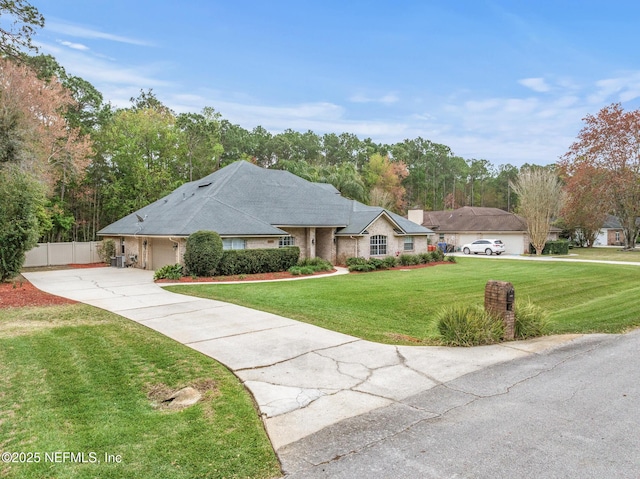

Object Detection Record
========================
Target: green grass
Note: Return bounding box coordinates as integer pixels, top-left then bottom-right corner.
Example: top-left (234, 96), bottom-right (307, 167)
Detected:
top-left (0, 304), bottom-right (280, 479)
top-left (558, 246), bottom-right (640, 262)
top-left (166, 258), bottom-right (640, 345)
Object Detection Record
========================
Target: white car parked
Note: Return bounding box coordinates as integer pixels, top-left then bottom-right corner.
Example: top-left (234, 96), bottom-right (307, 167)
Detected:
top-left (461, 239), bottom-right (505, 255)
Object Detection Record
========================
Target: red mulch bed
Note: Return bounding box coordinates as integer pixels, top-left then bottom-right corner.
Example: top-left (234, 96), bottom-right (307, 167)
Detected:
top-left (0, 277), bottom-right (77, 309)
top-left (0, 263), bottom-right (106, 309)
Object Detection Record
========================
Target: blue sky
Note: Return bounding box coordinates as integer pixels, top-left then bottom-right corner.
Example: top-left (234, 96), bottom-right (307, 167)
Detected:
top-left (32, 1), bottom-right (640, 166)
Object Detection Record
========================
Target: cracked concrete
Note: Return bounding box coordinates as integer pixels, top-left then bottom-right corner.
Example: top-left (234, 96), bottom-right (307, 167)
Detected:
top-left (24, 267), bottom-right (586, 452)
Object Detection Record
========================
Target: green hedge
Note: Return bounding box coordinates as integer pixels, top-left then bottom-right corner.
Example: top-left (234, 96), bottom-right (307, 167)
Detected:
top-left (529, 240), bottom-right (570, 255)
top-left (216, 247), bottom-right (300, 275)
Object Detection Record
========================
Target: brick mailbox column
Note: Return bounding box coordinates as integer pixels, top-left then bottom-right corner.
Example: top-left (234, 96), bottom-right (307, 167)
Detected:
top-left (484, 280), bottom-right (515, 340)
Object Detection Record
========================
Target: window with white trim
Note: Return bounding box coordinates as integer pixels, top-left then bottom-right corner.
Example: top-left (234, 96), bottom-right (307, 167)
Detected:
top-left (279, 236), bottom-right (295, 247)
top-left (370, 235), bottom-right (387, 256)
top-left (403, 236), bottom-right (414, 251)
top-left (222, 238), bottom-right (246, 250)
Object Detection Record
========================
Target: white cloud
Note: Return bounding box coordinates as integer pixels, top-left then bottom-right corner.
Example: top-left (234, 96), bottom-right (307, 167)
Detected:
top-left (349, 92), bottom-right (399, 104)
top-left (58, 40), bottom-right (89, 51)
top-left (519, 77), bottom-right (551, 93)
top-left (46, 20), bottom-right (152, 46)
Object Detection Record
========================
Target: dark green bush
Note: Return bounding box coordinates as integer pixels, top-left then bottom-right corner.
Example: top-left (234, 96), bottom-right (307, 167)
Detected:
top-left (382, 256), bottom-right (398, 268)
top-left (514, 299), bottom-right (550, 339)
top-left (217, 246), bottom-right (300, 275)
top-left (296, 257), bottom-right (333, 271)
top-left (528, 240), bottom-right (570, 255)
top-left (419, 252), bottom-right (432, 264)
top-left (430, 249), bottom-right (444, 262)
top-left (436, 305), bottom-right (505, 346)
top-left (398, 254), bottom-right (420, 266)
top-left (346, 257), bottom-right (367, 267)
top-left (289, 266), bottom-right (315, 276)
top-left (183, 231), bottom-right (224, 276)
top-left (154, 263), bottom-right (184, 280)
top-left (445, 255), bottom-right (457, 263)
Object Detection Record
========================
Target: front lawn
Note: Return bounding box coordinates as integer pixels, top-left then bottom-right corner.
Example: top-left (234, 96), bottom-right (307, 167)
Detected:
top-left (166, 258), bottom-right (640, 345)
top-left (0, 304), bottom-right (280, 479)
top-left (559, 246), bottom-right (640, 262)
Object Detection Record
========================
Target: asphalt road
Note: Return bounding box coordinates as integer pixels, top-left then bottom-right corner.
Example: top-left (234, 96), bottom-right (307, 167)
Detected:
top-left (280, 330), bottom-right (640, 479)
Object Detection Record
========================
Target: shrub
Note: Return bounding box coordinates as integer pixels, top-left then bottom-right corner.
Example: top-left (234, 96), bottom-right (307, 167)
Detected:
top-left (436, 305), bottom-right (505, 346)
top-left (346, 257), bottom-right (367, 267)
top-left (154, 263), bottom-right (184, 280)
top-left (289, 266), bottom-right (315, 276)
top-left (528, 240), bottom-right (570, 255)
top-left (97, 239), bottom-right (116, 264)
top-left (398, 254), bottom-right (420, 266)
top-left (430, 249), bottom-right (444, 262)
top-left (382, 256), bottom-right (398, 268)
top-left (419, 252), bottom-right (432, 264)
top-left (217, 247), bottom-right (300, 276)
top-left (445, 255), bottom-right (457, 263)
top-left (296, 257), bottom-right (333, 272)
top-left (514, 299), bottom-right (550, 339)
top-left (183, 231), bottom-right (224, 277)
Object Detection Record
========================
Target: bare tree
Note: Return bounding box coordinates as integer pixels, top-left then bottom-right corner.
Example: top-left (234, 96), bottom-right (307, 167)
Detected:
top-left (511, 168), bottom-right (564, 255)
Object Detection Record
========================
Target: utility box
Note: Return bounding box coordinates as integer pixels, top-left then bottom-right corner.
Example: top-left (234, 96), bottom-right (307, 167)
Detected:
top-left (484, 280), bottom-right (515, 340)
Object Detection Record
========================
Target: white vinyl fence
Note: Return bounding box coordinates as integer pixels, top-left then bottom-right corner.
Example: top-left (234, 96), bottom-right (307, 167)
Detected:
top-left (24, 242), bottom-right (102, 267)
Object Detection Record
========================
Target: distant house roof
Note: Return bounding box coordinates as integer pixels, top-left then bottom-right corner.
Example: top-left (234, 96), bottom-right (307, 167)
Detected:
top-left (419, 206), bottom-right (560, 233)
top-left (98, 160), bottom-right (433, 238)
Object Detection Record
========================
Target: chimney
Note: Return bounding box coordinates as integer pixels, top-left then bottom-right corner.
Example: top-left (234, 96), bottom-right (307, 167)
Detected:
top-left (407, 209), bottom-right (424, 225)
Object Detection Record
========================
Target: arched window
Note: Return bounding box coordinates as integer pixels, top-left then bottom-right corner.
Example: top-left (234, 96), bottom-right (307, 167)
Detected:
top-left (370, 235), bottom-right (387, 256)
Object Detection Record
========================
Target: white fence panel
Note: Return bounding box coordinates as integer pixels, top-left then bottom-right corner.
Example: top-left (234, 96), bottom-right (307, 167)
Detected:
top-left (24, 242), bottom-right (102, 267)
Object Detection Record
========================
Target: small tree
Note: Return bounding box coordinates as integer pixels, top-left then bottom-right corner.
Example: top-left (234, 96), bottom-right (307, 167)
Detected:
top-left (183, 230), bottom-right (223, 277)
top-left (0, 166), bottom-right (45, 281)
top-left (511, 168), bottom-right (564, 255)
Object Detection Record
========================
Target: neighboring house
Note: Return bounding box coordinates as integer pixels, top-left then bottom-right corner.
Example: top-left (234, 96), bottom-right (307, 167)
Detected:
top-left (408, 206), bottom-right (560, 255)
top-left (595, 215), bottom-right (625, 246)
top-left (98, 161), bottom-right (433, 270)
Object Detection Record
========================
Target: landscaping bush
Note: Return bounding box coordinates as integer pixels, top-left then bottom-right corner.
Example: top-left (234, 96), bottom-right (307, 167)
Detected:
top-left (398, 254), bottom-right (420, 266)
top-left (419, 252), bottom-right (432, 264)
top-left (430, 249), bottom-right (445, 262)
top-left (514, 299), bottom-right (550, 339)
top-left (153, 263), bottom-right (184, 280)
top-left (289, 266), bottom-right (315, 276)
top-left (528, 240), bottom-right (570, 255)
top-left (296, 257), bottom-right (333, 271)
top-left (288, 257), bottom-right (333, 276)
top-left (445, 255), bottom-right (457, 263)
top-left (436, 305), bottom-right (505, 346)
top-left (217, 246), bottom-right (300, 276)
top-left (382, 256), bottom-right (398, 268)
top-left (183, 231), bottom-right (224, 276)
top-left (97, 239), bottom-right (116, 264)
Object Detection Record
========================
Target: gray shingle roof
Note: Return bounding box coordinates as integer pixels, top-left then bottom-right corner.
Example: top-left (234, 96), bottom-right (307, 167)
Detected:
top-left (98, 161), bottom-right (433, 237)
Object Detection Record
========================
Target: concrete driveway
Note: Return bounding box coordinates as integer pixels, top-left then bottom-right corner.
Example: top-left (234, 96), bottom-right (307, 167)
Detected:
top-left (24, 267), bottom-right (585, 453)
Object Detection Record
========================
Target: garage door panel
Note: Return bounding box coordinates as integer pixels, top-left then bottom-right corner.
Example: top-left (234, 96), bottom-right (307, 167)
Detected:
top-left (152, 239), bottom-right (177, 270)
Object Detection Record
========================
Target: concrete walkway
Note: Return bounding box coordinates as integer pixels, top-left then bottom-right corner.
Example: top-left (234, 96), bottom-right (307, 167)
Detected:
top-left (24, 267), bottom-right (584, 450)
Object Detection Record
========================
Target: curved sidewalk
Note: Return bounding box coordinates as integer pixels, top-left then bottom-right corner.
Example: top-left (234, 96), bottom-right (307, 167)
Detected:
top-left (24, 267), bottom-right (586, 451)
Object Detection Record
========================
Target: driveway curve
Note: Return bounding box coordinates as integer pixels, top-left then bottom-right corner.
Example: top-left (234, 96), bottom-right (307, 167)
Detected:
top-left (24, 267), bottom-right (587, 452)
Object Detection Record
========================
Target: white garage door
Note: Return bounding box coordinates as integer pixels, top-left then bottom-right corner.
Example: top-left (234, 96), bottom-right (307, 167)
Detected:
top-left (458, 233), bottom-right (526, 255)
top-left (152, 238), bottom-right (177, 270)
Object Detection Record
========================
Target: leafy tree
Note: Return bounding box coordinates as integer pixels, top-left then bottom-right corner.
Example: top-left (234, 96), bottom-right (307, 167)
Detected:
top-left (511, 167), bottom-right (564, 255)
top-left (364, 153), bottom-right (408, 212)
top-left (94, 105), bottom-right (182, 224)
top-left (0, 165), bottom-right (46, 281)
top-left (558, 164), bottom-right (609, 247)
top-left (176, 107), bottom-right (224, 181)
top-left (560, 103), bottom-right (640, 249)
top-left (0, 0), bottom-right (44, 59)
